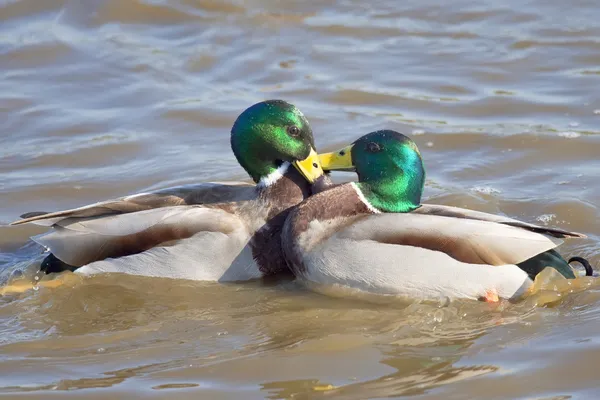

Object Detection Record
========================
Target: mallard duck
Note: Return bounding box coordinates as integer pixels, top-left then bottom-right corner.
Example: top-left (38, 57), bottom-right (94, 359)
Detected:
top-left (10, 100), bottom-right (325, 284)
top-left (283, 130), bottom-right (592, 301)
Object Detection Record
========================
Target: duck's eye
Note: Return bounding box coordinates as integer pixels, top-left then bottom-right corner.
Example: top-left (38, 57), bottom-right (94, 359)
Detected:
top-left (287, 126), bottom-right (301, 137)
top-left (366, 142), bottom-right (382, 153)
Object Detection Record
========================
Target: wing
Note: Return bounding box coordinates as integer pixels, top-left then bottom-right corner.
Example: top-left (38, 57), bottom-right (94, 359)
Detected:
top-left (334, 213), bottom-right (565, 266)
top-left (304, 233), bottom-right (532, 300)
top-left (32, 206), bottom-right (245, 266)
top-left (75, 227), bottom-right (260, 282)
top-left (414, 204), bottom-right (585, 238)
top-left (11, 182), bottom-right (255, 226)
top-left (297, 212), bottom-right (569, 300)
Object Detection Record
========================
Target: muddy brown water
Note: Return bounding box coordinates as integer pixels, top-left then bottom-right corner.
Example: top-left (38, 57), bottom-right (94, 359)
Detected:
top-left (1, 0), bottom-right (600, 398)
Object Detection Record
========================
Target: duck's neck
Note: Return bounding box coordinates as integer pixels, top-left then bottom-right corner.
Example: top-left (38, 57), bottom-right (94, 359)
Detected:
top-left (257, 162), bottom-right (291, 189)
top-left (354, 181), bottom-right (421, 214)
top-left (249, 165), bottom-right (313, 277)
top-left (247, 160), bottom-right (281, 184)
top-left (255, 164), bottom-right (310, 215)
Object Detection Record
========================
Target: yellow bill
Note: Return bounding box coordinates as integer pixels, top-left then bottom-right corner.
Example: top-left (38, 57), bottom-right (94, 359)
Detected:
top-left (293, 147), bottom-right (324, 183)
top-left (318, 144), bottom-right (355, 171)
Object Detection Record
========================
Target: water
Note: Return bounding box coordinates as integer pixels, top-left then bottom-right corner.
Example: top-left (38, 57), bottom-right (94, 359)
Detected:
top-left (1, 0), bottom-right (600, 398)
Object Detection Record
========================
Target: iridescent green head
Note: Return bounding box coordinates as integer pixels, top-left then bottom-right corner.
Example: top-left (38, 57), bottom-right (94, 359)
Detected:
top-left (318, 130), bottom-right (425, 213)
top-left (231, 100), bottom-right (322, 185)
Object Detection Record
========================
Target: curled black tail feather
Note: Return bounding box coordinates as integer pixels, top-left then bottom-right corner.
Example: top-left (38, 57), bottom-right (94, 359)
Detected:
top-left (40, 253), bottom-right (78, 274)
top-left (568, 257), bottom-right (594, 277)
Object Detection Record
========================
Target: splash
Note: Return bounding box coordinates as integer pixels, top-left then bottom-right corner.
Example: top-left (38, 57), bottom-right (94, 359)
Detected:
top-left (0, 272), bottom-right (82, 296)
top-left (527, 267), bottom-right (596, 306)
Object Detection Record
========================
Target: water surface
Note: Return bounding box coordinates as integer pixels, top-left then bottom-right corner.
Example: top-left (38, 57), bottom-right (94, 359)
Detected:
top-left (1, 0), bottom-right (600, 398)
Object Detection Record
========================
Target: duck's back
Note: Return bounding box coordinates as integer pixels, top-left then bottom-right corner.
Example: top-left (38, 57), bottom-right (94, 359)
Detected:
top-left (11, 182), bottom-right (259, 276)
top-left (12, 181), bottom-right (256, 227)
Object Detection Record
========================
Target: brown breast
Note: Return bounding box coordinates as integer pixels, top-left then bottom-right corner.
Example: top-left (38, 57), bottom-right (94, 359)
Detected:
top-left (249, 167), bottom-right (314, 276)
top-left (282, 183), bottom-right (373, 275)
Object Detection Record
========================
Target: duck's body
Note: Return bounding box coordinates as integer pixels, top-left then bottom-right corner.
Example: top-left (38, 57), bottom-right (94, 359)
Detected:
top-left (14, 165), bottom-right (313, 281)
top-left (10, 100), bottom-right (325, 283)
top-left (283, 184), bottom-right (583, 301)
top-left (284, 130), bottom-right (590, 302)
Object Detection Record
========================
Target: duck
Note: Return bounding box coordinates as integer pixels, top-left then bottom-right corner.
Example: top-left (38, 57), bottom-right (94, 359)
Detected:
top-left (9, 100), bottom-right (326, 286)
top-left (283, 130), bottom-right (593, 302)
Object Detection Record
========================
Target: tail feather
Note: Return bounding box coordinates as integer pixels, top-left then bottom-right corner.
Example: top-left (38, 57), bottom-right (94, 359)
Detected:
top-left (40, 253), bottom-right (78, 274)
top-left (568, 256), bottom-right (594, 276)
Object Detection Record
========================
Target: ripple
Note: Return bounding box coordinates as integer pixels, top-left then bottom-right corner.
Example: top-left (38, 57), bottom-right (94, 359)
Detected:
top-left (1, 0), bottom-right (600, 397)
top-left (558, 131), bottom-right (582, 138)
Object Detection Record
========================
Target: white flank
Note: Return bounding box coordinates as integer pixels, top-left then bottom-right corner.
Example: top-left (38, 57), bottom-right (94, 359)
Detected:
top-left (350, 182), bottom-right (381, 214)
top-left (258, 162), bottom-right (290, 188)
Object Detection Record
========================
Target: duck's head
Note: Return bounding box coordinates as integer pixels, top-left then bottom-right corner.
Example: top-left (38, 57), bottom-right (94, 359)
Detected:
top-left (231, 100), bottom-right (323, 186)
top-left (318, 130), bottom-right (425, 213)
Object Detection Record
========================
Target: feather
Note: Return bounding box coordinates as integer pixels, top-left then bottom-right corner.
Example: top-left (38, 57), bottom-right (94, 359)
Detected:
top-left (11, 182), bottom-right (254, 226)
top-left (291, 211), bottom-right (576, 300)
top-left (303, 236), bottom-right (531, 300)
top-left (415, 204), bottom-right (585, 238)
top-left (75, 228), bottom-right (261, 282)
top-left (33, 206), bottom-right (245, 266)
top-left (336, 213), bottom-right (563, 266)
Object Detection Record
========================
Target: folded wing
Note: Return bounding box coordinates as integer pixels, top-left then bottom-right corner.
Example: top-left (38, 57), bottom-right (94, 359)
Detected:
top-left (335, 212), bottom-right (565, 266)
top-left (32, 206), bottom-right (245, 267)
top-left (414, 204), bottom-right (585, 238)
top-left (11, 182), bottom-right (254, 226)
